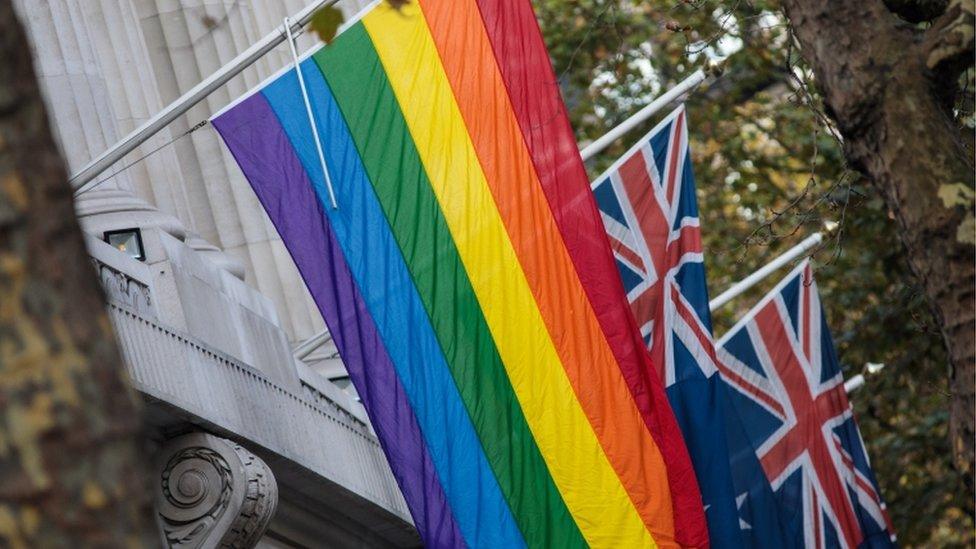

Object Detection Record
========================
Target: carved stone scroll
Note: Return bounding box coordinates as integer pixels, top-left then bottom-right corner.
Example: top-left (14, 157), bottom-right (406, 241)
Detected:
top-left (154, 433), bottom-right (278, 549)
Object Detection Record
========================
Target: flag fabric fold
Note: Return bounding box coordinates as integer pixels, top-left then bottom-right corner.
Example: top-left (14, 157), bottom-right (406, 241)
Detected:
top-left (212, 1), bottom-right (706, 547)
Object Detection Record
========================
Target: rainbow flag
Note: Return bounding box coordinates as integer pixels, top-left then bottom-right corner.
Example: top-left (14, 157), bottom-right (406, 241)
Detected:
top-left (213, 1), bottom-right (707, 546)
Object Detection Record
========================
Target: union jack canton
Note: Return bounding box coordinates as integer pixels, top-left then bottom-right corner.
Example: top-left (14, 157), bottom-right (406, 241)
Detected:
top-left (592, 104), bottom-right (744, 546)
top-left (716, 261), bottom-right (897, 548)
top-left (591, 104), bottom-right (714, 383)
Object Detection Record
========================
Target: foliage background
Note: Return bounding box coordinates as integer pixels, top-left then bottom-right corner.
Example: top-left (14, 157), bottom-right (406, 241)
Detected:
top-left (532, 0), bottom-right (974, 545)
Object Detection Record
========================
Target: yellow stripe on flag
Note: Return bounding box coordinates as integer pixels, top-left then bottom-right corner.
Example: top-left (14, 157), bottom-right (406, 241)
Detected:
top-left (363, 4), bottom-right (655, 546)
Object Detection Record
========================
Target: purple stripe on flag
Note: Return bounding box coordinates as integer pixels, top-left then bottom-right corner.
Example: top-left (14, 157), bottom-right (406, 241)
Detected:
top-left (213, 93), bottom-right (464, 548)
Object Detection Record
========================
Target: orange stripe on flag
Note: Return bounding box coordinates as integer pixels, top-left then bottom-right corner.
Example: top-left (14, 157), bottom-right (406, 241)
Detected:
top-left (418, 0), bottom-right (678, 544)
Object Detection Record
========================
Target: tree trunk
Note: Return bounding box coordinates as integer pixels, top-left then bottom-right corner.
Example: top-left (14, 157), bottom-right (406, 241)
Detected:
top-left (0, 1), bottom-right (158, 546)
top-left (780, 0), bottom-right (975, 492)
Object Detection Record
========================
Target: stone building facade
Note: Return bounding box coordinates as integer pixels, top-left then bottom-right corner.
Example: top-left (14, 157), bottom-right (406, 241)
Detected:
top-left (15, 1), bottom-right (415, 546)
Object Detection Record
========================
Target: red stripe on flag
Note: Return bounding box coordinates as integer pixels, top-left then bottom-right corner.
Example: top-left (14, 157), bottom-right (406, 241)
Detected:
top-left (667, 223), bottom-right (703, 263)
top-left (664, 110), bottom-right (685, 207)
top-left (802, 265), bottom-right (812, 363)
top-left (619, 149), bottom-right (670, 279)
top-left (607, 232), bottom-right (646, 274)
top-left (473, 2), bottom-right (709, 543)
top-left (813, 489), bottom-right (822, 549)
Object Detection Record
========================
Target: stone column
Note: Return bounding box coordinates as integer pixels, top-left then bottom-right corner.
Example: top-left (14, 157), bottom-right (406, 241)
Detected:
top-left (12, 0), bottom-right (199, 255)
top-left (77, 0), bottom-right (200, 229)
top-left (16, 0), bottom-right (371, 345)
top-left (133, 0), bottom-right (326, 340)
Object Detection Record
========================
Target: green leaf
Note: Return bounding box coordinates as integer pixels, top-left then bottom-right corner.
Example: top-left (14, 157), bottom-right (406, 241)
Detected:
top-left (310, 6), bottom-right (344, 44)
top-left (937, 182), bottom-right (975, 208)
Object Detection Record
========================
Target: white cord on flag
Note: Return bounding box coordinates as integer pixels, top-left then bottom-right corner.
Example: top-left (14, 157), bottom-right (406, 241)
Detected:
top-left (283, 16), bottom-right (338, 209)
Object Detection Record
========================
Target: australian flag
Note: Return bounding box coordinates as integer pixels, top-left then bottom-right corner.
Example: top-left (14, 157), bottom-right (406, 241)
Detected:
top-left (716, 261), bottom-right (897, 548)
top-left (592, 104), bottom-right (752, 547)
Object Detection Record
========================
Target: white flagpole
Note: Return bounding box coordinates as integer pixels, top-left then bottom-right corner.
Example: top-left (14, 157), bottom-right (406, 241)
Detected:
top-left (70, 0), bottom-right (342, 194)
top-left (844, 374), bottom-right (866, 393)
top-left (579, 69), bottom-right (706, 162)
top-left (283, 16), bottom-right (338, 209)
top-left (708, 232), bottom-right (824, 312)
top-left (293, 329), bottom-right (333, 361)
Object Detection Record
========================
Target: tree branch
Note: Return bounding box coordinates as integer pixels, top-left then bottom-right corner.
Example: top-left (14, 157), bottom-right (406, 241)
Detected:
top-left (923, 0), bottom-right (975, 107)
top-left (702, 65), bottom-right (790, 105)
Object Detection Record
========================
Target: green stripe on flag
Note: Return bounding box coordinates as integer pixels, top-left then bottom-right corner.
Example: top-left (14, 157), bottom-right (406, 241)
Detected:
top-left (313, 23), bottom-right (586, 549)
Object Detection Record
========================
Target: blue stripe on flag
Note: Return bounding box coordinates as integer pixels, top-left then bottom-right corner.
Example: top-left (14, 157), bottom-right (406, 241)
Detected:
top-left (262, 61), bottom-right (524, 549)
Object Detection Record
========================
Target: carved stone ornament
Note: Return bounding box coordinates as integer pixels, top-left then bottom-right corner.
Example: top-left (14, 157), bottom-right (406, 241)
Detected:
top-left (154, 433), bottom-right (278, 549)
top-left (92, 258), bottom-right (154, 317)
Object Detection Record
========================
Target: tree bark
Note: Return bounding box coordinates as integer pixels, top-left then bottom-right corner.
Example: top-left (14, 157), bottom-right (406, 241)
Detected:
top-left (0, 1), bottom-right (158, 546)
top-left (780, 0), bottom-right (975, 491)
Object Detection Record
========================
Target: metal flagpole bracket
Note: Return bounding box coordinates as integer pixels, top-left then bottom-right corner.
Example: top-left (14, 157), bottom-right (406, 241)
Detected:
top-left (283, 16), bottom-right (338, 209)
top-left (844, 362), bottom-right (886, 394)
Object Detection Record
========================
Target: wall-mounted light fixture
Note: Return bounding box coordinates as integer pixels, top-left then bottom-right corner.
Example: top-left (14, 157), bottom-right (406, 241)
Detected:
top-left (103, 228), bottom-right (146, 262)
